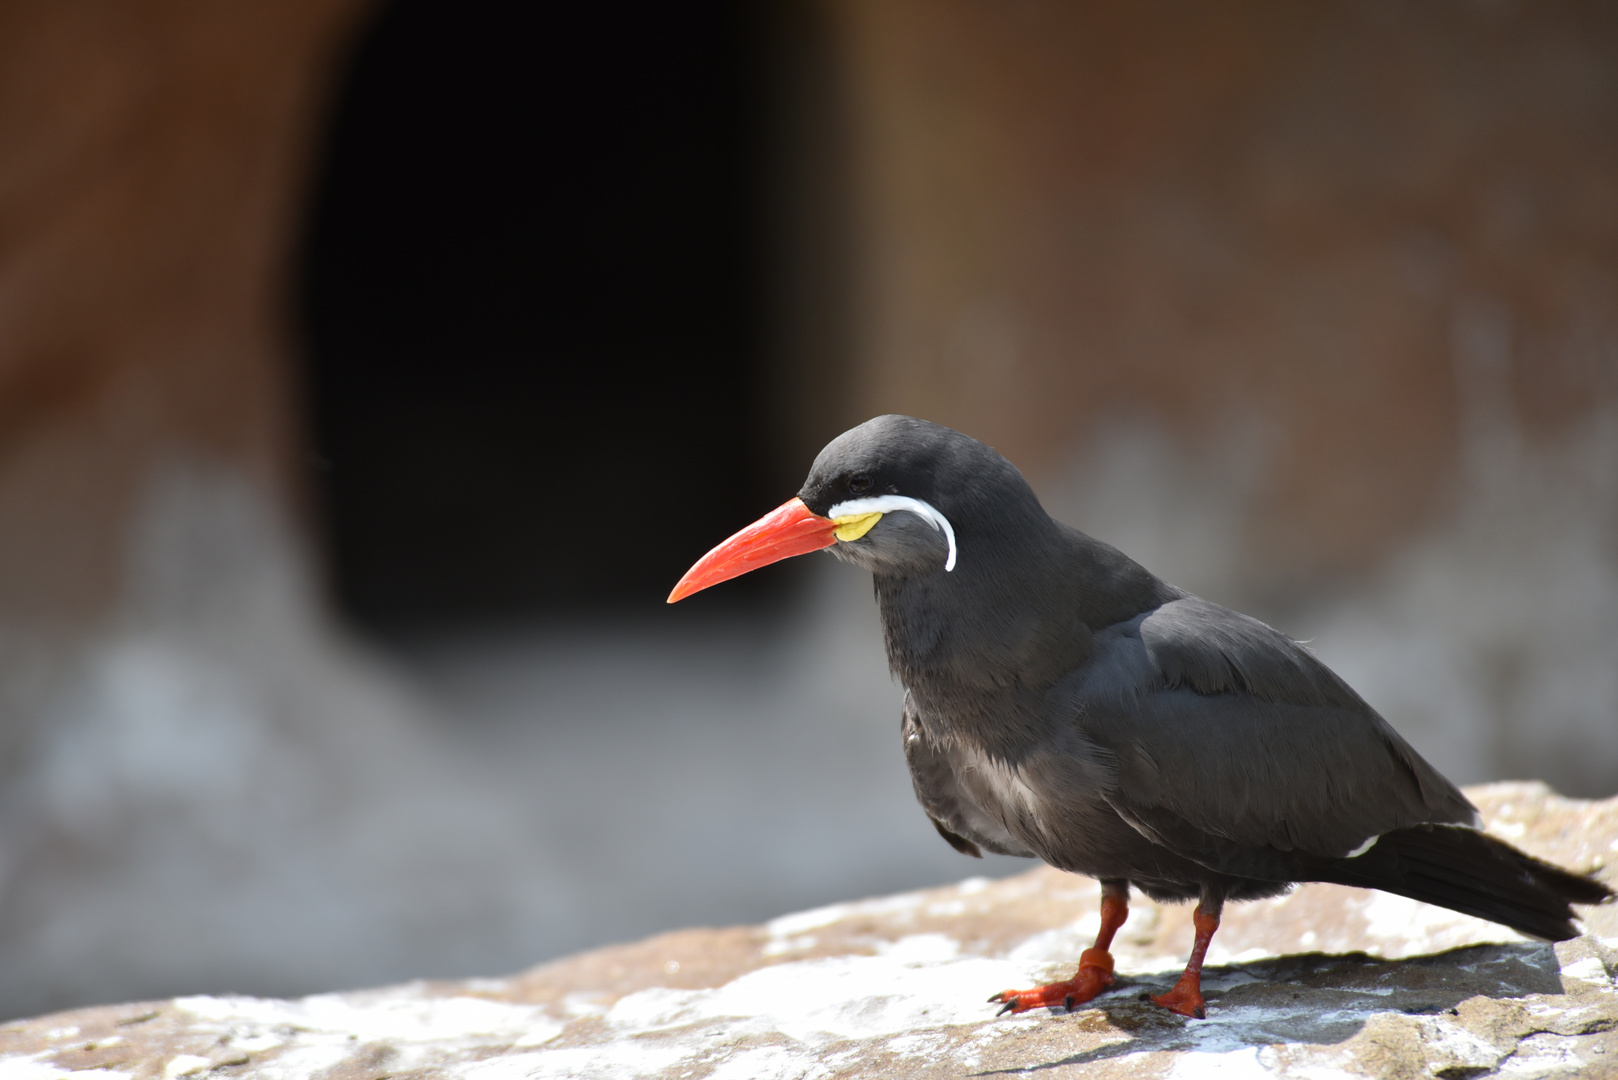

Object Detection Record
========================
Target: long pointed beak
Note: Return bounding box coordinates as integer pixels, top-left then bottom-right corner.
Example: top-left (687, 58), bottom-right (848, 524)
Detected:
top-left (667, 497), bottom-right (838, 603)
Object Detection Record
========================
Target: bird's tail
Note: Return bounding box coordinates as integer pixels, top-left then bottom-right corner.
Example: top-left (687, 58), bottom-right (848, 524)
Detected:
top-left (1311, 823), bottom-right (1612, 942)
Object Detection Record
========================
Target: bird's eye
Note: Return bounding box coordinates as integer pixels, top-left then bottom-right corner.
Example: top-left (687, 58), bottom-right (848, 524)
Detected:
top-left (848, 473), bottom-right (872, 494)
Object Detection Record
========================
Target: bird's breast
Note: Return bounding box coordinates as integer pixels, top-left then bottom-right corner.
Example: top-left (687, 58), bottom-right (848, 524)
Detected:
top-left (906, 691), bottom-right (1123, 868)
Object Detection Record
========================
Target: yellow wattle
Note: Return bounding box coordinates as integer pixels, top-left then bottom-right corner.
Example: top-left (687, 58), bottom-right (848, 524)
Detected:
top-left (833, 511), bottom-right (883, 542)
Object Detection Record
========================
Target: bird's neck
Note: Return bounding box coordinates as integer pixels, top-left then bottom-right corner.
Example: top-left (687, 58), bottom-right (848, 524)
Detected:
top-left (872, 522), bottom-right (1173, 722)
top-left (873, 563), bottom-right (1085, 702)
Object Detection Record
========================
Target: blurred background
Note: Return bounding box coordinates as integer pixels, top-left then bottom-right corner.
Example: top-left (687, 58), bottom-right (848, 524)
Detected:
top-left (0, 0), bottom-right (1614, 1021)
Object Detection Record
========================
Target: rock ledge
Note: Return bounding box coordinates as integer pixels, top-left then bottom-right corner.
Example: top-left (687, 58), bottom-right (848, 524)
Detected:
top-left (2, 783), bottom-right (1614, 1079)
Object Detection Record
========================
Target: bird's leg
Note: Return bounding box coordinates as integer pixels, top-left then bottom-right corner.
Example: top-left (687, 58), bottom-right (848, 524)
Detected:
top-left (990, 879), bottom-right (1129, 1014)
top-left (1152, 885), bottom-right (1224, 1019)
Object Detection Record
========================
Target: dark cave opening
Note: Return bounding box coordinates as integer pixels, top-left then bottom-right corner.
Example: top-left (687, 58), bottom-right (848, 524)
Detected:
top-left (298, 1), bottom-right (784, 629)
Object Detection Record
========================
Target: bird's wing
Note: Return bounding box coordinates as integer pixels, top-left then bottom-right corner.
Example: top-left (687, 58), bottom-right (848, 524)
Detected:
top-left (1070, 596), bottom-right (1477, 868)
top-left (902, 693), bottom-right (1037, 859)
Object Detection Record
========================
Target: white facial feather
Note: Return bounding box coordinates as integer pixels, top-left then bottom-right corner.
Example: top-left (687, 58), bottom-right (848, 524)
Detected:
top-left (825, 495), bottom-right (958, 571)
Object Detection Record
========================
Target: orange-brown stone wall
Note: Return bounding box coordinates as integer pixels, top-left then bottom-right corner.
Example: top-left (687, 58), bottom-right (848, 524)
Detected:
top-left (0, 0), bottom-right (370, 627)
top-left (821, 0), bottom-right (1618, 583)
top-left (1, 1), bottom-right (1615, 614)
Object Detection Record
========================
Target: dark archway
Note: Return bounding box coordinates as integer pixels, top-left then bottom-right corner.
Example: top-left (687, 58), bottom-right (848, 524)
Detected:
top-left (298, 0), bottom-right (782, 629)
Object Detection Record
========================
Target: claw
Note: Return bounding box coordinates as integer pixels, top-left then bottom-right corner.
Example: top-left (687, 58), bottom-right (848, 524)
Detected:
top-left (1152, 977), bottom-right (1207, 1019)
top-left (987, 888), bottom-right (1132, 1022)
top-left (986, 952), bottom-right (1116, 1019)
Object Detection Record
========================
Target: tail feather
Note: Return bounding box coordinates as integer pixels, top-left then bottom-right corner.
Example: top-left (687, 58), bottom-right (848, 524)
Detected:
top-left (1312, 824), bottom-right (1612, 942)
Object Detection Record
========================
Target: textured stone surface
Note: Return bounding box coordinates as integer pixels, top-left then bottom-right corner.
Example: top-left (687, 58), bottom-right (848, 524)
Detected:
top-left (0, 783), bottom-right (1611, 1078)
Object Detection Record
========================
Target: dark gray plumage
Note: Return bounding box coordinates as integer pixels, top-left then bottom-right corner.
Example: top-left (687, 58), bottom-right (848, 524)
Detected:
top-left (801, 416), bottom-right (1476, 887)
top-left (678, 414), bottom-right (1610, 1018)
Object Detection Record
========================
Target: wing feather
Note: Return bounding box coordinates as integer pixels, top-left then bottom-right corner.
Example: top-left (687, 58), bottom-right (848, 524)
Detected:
top-left (1071, 597), bottom-right (1476, 872)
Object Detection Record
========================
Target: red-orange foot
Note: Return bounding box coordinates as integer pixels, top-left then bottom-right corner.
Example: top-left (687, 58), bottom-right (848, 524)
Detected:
top-left (1151, 975), bottom-right (1206, 1019)
top-left (989, 948), bottom-right (1115, 1015)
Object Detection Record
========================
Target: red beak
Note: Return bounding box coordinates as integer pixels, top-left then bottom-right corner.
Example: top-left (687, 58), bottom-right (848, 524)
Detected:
top-left (667, 497), bottom-right (838, 603)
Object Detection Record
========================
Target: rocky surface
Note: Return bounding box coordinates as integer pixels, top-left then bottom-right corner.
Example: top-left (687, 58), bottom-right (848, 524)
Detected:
top-left (1, 783), bottom-right (1613, 1079)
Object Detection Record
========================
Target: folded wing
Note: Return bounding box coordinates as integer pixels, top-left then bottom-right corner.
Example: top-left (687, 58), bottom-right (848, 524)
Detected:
top-left (1073, 596), bottom-right (1477, 878)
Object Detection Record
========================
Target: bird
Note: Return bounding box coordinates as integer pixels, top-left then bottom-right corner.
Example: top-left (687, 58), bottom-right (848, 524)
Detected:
top-left (666, 415), bottom-right (1611, 1020)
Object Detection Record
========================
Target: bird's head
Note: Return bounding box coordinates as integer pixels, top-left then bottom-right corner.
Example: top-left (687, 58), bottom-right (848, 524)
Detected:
top-left (668, 415), bottom-right (1041, 602)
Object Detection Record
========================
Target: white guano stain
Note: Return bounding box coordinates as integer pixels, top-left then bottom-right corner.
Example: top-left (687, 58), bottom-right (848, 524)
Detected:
top-left (1, 1054), bottom-right (131, 1080)
top-left (444, 932), bottom-right (1031, 1080)
top-left (1357, 891), bottom-right (1524, 958)
top-left (765, 891), bottom-right (926, 939)
top-left (162, 1055), bottom-right (213, 1079)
